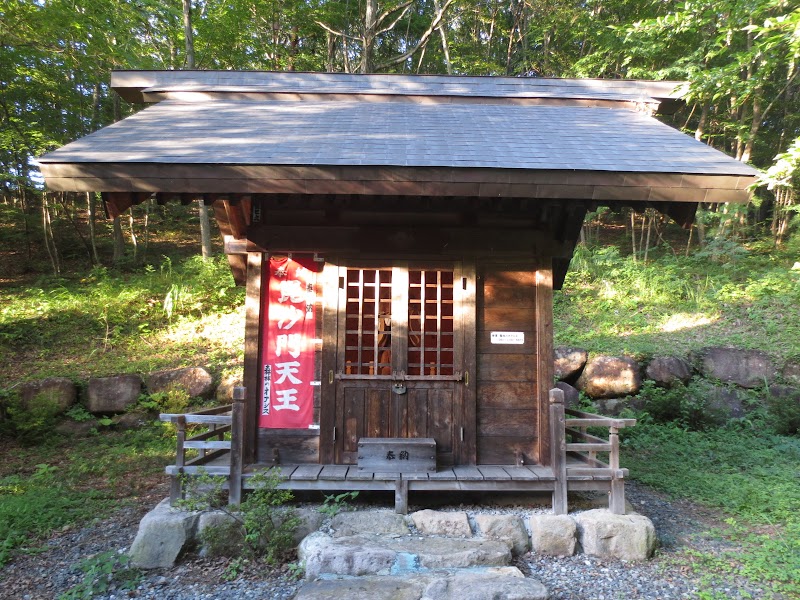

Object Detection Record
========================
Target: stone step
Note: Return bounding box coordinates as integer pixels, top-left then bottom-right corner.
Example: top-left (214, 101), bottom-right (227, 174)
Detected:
top-left (294, 567), bottom-right (550, 600)
top-left (299, 532), bottom-right (513, 579)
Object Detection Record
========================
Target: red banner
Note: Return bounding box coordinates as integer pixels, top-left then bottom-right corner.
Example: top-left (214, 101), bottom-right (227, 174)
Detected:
top-left (259, 256), bottom-right (317, 429)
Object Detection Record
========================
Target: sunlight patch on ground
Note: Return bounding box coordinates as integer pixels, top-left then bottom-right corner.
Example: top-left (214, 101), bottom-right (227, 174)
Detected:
top-left (660, 312), bottom-right (716, 333)
top-left (158, 307), bottom-right (245, 346)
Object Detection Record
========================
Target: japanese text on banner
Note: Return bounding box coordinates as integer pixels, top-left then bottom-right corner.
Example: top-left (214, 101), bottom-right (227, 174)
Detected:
top-left (259, 256), bottom-right (316, 429)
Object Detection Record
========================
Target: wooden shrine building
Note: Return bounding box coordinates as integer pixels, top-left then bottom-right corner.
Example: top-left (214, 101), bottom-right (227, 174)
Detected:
top-left (39, 71), bottom-right (758, 513)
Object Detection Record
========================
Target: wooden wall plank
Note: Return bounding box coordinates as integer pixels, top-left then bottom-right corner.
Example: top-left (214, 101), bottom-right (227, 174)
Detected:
top-left (477, 436), bottom-right (537, 465)
top-left (477, 382), bottom-right (537, 409)
top-left (477, 354), bottom-right (535, 381)
top-left (478, 409), bottom-right (536, 437)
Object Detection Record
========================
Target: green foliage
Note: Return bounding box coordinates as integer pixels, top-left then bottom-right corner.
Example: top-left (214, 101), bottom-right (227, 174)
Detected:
top-left (765, 388), bottom-right (800, 436)
top-left (138, 386), bottom-right (192, 415)
top-left (59, 551), bottom-right (142, 600)
top-left (3, 391), bottom-right (63, 445)
top-left (555, 240), bottom-right (800, 361)
top-left (622, 423), bottom-right (800, 596)
top-left (64, 405), bottom-right (94, 422)
top-left (0, 254), bottom-right (243, 389)
top-left (318, 491), bottom-right (360, 518)
top-left (0, 464), bottom-right (105, 567)
top-left (186, 468), bottom-right (299, 568)
top-left (0, 425), bottom-right (174, 567)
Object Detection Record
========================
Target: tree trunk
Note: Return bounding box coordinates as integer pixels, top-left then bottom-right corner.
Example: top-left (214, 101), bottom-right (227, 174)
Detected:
top-left (42, 193), bottom-right (61, 275)
top-left (87, 192), bottom-right (100, 265)
top-left (326, 32), bottom-right (336, 72)
top-left (362, 0), bottom-right (378, 73)
top-left (112, 216), bottom-right (125, 265)
top-left (432, 0), bottom-right (452, 74)
top-left (183, 0), bottom-right (195, 68)
top-left (199, 198), bottom-right (212, 259)
top-left (128, 209), bottom-right (138, 262)
top-left (740, 93), bottom-right (762, 163)
top-left (695, 103), bottom-right (708, 142)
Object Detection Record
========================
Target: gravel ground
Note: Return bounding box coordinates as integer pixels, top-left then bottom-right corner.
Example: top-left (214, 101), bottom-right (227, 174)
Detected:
top-left (0, 481), bottom-right (768, 600)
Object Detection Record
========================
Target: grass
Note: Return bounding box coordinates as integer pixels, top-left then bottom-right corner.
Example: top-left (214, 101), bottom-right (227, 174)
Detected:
top-left (0, 254), bottom-right (245, 389)
top-left (0, 425), bottom-right (175, 567)
top-left (622, 422), bottom-right (800, 597)
top-left (554, 236), bottom-right (800, 362)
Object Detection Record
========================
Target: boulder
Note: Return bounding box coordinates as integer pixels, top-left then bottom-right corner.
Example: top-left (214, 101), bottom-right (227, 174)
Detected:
top-left (410, 510), bottom-right (471, 537)
top-left (576, 356), bottom-right (642, 399)
top-left (555, 381), bottom-right (581, 409)
top-left (197, 510), bottom-right (242, 557)
top-left (86, 374), bottom-right (142, 414)
top-left (54, 419), bottom-right (97, 437)
top-left (529, 514), bottom-right (577, 557)
top-left (294, 567), bottom-right (549, 600)
top-left (19, 377), bottom-right (77, 413)
top-left (704, 385), bottom-right (751, 423)
top-left (332, 510), bottom-right (410, 537)
top-left (443, 567), bottom-right (549, 600)
top-left (574, 509), bottom-right (656, 561)
top-left (128, 498), bottom-right (200, 568)
top-left (112, 412), bottom-right (148, 431)
top-left (147, 367), bottom-right (214, 399)
top-left (594, 398), bottom-right (627, 416)
top-left (554, 347), bottom-right (588, 382)
top-left (388, 536), bottom-right (511, 570)
top-left (298, 532), bottom-right (397, 579)
top-left (474, 514), bottom-right (530, 555)
top-left (695, 347), bottom-right (776, 389)
top-left (768, 384), bottom-right (800, 401)
top-left (293, 507), bottom-right (326, 544)
top-left (215, 372), bottom-right (243, 403)
top-left (646, 356), bottom-right (692, 387)
top-left (782, 360), bottom-right (800, 386)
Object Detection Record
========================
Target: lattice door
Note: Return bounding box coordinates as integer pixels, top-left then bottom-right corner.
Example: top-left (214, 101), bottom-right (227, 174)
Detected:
top-left (333, 262), bottom-right (469, 465)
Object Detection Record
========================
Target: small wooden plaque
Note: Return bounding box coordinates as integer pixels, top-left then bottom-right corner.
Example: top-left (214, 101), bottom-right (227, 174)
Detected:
top-left (357, 438), bottom-right (436, 473)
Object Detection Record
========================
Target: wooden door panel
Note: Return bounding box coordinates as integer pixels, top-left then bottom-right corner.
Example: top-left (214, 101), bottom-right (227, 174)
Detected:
top-left (341, 387), bottom-right (364, 463)
top-left (365, 388), bottom-right (391, 438)
top-left (429, 388), bottom-right (454, 455)
top-left (333, 261), bottom-right (474, 466)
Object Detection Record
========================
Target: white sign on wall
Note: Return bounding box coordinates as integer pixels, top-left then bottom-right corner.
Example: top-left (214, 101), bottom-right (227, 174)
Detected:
top-left (490, 331), bottom-right (525, 345)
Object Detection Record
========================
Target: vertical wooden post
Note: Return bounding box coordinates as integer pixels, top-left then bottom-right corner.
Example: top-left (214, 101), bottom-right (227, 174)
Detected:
top-left (170, 416), bottom-right (187, 505)
top-left (608, 426), bottom-right (625, 514)
top-left (229, 387), bottom-right (246, 506)
top-left (549, 388), bottom-right (568, 515)
top-left (394, 477), bottom-right (409, 515)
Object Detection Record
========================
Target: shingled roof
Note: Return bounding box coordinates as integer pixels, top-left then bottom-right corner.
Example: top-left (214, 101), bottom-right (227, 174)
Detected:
top-left (38, 71), bottom-right (757, 205)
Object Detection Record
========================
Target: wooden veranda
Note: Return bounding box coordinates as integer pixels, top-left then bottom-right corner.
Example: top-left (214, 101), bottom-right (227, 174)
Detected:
top-left (162, 387), bottom-right (635, 514)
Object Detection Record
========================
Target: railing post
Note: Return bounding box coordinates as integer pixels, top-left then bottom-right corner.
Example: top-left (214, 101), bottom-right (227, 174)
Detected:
top-left (549, 388), bottom-right (568, 515)
top-left (170, 415), bottom-right (187, 505)
top-left (229, 386), bottom-right (246, 506)
top-left (608, 426), bottom-right (625, 514)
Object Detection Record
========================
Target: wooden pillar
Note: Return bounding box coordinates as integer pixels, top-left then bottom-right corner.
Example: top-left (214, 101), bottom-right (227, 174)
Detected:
top-left (170, 416), bottom-right (187, 505)
top-left (549, 388), bottom-right (568, 515)
top-left (242, 252), bottom-right (264, 464)
top-left (535, 263), bottom-right (554, 465)
top-left (394, 478), bottom-right (409, 514)
top-left (229, 387), bottom-right (246, 506)
top-left (608, 426), bottom-right (625, 514)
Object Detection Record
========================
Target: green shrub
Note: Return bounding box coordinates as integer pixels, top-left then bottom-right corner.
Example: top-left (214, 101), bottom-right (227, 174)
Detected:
top-left (766, 388), bottom-right (800, 435)
top-left (181, 468), bottom-right (299, 567)
top-left (4, 391), bottom-right (63, 444)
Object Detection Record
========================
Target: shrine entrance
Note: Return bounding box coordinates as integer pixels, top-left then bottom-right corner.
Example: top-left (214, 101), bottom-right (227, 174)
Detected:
top-left (329, 261), bottom-right (476, 466)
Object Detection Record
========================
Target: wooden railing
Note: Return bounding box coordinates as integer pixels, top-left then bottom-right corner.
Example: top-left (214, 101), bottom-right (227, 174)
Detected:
top-left (160, 387), bottom-right (246, 506)
top-left (550, 388), bottom-right (636, 515)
